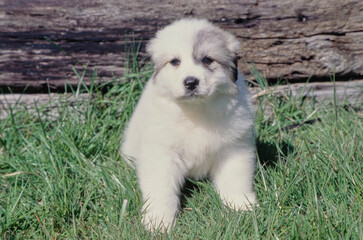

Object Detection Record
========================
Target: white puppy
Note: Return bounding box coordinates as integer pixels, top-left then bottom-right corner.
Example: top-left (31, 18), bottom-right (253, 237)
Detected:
top-left (121, 18), bottom-right (257, 232)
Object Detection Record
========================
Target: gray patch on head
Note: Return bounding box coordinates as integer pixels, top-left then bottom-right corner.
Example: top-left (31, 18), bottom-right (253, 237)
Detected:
top-left (193, 28), bottom-right (239, 82)
top-left (193, 29), bottom-right (230, 64)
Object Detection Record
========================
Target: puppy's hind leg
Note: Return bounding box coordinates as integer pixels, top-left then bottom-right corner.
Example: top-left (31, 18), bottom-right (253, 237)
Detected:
top-left (211, 147), bottom-right (257, 211)
top-left (137, 147), bottom-right (186, 232)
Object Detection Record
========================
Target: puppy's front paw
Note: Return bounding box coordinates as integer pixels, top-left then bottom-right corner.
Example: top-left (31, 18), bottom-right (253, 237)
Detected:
top-left (222, 192), bottom-right (258, 211)
top-left (142, 210), bottom-right (175, 233)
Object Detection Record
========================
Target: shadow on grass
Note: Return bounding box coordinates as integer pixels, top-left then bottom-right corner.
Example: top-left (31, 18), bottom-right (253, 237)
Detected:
top-left (256, 138), bottom-right (294, 168)
top-left (178, 139), bottom-right (294, 209)
top-left (180, 179), bottom-right (208, 210)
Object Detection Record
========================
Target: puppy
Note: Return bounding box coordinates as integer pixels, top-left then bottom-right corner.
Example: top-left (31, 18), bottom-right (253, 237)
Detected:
top-left (121, 18), bottom-right (257, 232)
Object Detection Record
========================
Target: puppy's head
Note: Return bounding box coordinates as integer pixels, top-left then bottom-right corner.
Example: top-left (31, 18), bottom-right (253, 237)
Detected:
top-left (147, 19), bottom-right (240, 101)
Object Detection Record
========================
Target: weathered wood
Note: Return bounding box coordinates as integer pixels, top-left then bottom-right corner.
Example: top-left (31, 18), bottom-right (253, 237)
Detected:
top-left (1, 0), bottom-right (363, 92)
top-left (249, 80), bottom-right (363, 106)
top-left (0, 93), bottom-right (90, 119)
top-left (1, 81), bottom-right (362, 120)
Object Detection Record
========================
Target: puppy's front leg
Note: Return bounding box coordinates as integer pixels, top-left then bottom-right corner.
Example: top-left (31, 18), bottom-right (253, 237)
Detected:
top-left (137, 148), bottom-right (185, 232)
top-left (211, 147), bottom-right (257, 211)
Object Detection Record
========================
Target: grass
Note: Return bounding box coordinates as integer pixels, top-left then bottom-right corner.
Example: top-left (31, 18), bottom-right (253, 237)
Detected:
top-left (0, 61), bottom-right (362, 239)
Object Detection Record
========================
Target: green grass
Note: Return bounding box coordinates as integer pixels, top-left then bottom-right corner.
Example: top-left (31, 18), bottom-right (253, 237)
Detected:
top-left (0, 63), bottom-right (362, 239)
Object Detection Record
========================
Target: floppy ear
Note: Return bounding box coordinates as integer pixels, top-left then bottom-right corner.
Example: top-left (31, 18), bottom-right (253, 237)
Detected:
top-left (223, 30), bottom-right (240, 55)
top-left (222, 31), bottom-right (240, 82)
top-left (232, 57), bottom-right (238, 82)
top-left (146, 37), bottom-right (164, 80)
top-left (146, 37), bottom-right (156, 63)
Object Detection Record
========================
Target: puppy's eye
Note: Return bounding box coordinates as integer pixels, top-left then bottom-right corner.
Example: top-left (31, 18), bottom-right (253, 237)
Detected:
top-left (170, 58), bottom-right (181, 66)
top-left (202, 56), bottom-right (214, 65)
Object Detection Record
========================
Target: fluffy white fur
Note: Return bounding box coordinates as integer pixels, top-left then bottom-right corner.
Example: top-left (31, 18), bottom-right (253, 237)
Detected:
top-left (121, 18), bottom-right (257, 232)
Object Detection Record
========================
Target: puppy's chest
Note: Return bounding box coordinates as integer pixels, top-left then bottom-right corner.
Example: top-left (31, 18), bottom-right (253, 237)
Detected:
top-left (172, 120), bottom-right (237, 164)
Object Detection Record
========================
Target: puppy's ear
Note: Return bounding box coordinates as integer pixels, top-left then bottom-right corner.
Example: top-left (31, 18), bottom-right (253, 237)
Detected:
top-left (146, 38), bottom-right (156, 63)
top-left (232, 56), bottom-right (238, 82)
top-left (224, 31), bottom-right (240, 55)
top-left (222, 31), bottom-right (240, 82)
top-left (146, 37), bottom-right (164, 79)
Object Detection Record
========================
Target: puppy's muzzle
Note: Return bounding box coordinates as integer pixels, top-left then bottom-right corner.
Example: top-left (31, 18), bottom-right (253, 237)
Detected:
top-left (184, 76), bottom-right (199, 91)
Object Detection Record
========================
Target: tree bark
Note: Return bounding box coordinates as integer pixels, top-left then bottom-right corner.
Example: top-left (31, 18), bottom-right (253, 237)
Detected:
top-left (1, 0), bottom-right (363, 92)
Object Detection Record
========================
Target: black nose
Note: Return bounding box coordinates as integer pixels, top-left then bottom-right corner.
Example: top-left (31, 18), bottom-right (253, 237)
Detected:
top-left (184, 77), bottom-right (199, 91)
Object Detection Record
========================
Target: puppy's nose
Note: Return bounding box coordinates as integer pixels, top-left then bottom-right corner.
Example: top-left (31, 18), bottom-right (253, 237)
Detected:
top-left (184, 77), bottom-right (199, 91)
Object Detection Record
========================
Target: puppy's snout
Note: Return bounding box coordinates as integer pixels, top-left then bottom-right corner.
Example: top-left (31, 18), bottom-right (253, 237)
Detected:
top-left (184, 77), bottom-right (199, 91)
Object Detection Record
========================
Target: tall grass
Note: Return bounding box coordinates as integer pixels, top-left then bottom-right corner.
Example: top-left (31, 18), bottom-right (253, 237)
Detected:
top-left (0, 62), bottom-right (362, 239)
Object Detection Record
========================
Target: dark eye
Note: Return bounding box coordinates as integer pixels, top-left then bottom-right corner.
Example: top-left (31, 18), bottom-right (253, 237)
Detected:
top-left (170, 58), bottom-right (180, 66)
top-left (202, 56), bottom-right (214, 65)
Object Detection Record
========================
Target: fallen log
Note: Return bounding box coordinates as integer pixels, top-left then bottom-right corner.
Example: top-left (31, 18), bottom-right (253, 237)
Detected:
top-left (1, 0), bottom-right (362, 92)
top-left (1, 81), bottom-right (362, 120)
